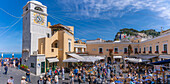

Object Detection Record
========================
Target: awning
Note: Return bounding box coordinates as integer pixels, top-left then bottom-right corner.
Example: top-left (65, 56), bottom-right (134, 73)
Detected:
top-left (113, 56), bottom-right (122, 59)
top-left (159, 55), bottom-right (170, 59)
top-left (134, 55), bottom-right (157, 60)
top-left (63, 57), bottom-right (80, 62)
top-left (67, 53), bottom-right (85, 61)
top-left (150, 59), bottom-right (170, 65)
top-left (81, 56), bottom-right (99, 63)
top-left (125, 58), bottom-right (150, 63)
top-left (47, 58), bottom-right (59, 63)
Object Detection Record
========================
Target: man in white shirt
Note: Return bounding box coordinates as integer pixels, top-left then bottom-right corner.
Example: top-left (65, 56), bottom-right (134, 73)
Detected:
top-left (55, 73), bottom-right (59, 84)
top-left (7, 76), bottom-right (14, 84)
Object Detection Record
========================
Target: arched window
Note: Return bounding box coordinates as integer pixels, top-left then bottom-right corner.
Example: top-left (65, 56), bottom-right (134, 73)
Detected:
top-left (34, 7), bottom-right (43, 12)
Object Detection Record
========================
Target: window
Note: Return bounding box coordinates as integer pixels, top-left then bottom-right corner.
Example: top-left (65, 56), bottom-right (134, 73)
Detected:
top-left (114, 48), bottom-right (118, 54)
top-left (55, 43), bottom-right (58, 48)
top-left (143, 47), bottom-right (146, 53)
top-left (34, 7), bottom-right (43, 12)
top-left (31, 63), bottom-right (34, 68)
top-left (134, 48), bottom-right (138, 54)
top-left (47, 33), bottom-right (50, 38)
top-left (68, 39), bottom-right (71, 52)
top-left (149, 46), bottom-right (152, 53)
top-left (139, 48), bottom-right (141, 53)
top-left (163, 44), bottom-right (167, 51)
top-left (25, 7), bottom-right (28, 11)
top-left (155, 45), bottom-right (159, 53)
top-left (124, 48), bottom-right (127, 53)
top-left (78, 48), bottom-right (81, 53)
top-left (106, 49), bottom-right (109, 51)
top-left (162, 44), bottom-right (167, 54)
top-left (92, 49), bottom-right (96, 51)
top-left (51, 49), bottom-right (54, 52)
top-left (99, 48), bottom-right (103, 54)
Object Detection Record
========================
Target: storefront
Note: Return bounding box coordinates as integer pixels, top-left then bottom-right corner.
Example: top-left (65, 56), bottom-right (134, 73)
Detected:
top-left (46, 58), bottom-right (59, 71)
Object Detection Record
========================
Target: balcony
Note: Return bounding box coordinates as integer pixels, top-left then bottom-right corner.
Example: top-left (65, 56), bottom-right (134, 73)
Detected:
top-left (135, 52), bottom-right (138, 54)
top-left (124, 52), bottom-right (127, 54)
top-left (143, 51), bottom-right (146, 53)
top-left (99, 52), bottom-right (103, 54)
top-left (162, 51), bottom-right (167, 54)
top-left (148, 51), bottom-right (152, 54)
top-left (155, 51), bottom-right (159, 54)
top-left (139, 51), bottom-right (141, 53)
top-left (114, 52), bottom-right (118, 54)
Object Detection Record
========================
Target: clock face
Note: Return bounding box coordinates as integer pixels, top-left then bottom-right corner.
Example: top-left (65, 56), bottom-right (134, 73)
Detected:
top-left (34, 13), bottom-right (44, 25)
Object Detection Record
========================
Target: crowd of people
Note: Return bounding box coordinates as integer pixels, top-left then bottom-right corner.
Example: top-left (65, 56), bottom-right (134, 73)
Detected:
top-left (0, 57), bottom-right (168, 84)
top-left (35, 62), bottom-right (166, 84)
top-left (0, 58), bottom-right (21, 75)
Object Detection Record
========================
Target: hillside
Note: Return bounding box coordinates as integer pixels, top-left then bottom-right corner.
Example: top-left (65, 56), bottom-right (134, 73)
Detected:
top-left (114, 28), bottom-right (160, 41)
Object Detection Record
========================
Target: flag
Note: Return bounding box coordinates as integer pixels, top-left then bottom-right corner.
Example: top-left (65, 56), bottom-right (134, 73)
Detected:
top-left (124, 32), bottom-right (126, 38)
top-left (119, 32), bottom-right (121, 40)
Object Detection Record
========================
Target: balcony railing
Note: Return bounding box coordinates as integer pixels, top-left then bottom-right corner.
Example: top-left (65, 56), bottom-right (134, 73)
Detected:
top-left (139, 51), bottom-right (141, 53)
top-left (162, 51), bottom-right (167, 54)
top-left (155, 51), bottom-right (159, 54)
top-left (135, 52), bottom-right (138, 54)
top-left (148, 51), bottom-right (152, 54)
top-left (114, 52), bottom-right (118, 54)
top-left (143, 51), bottom-right (146, 53)
top-left (99, 52), bottom-right (103, 54)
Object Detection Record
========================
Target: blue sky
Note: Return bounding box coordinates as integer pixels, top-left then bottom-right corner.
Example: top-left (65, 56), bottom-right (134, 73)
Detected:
top-left (0, 0), bottom-right (170, 52)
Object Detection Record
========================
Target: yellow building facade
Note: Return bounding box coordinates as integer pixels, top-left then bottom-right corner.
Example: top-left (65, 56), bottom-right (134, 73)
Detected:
top-left (86, 31), bottom-right (170, 63)
top-left (38, 24), bottom-right (74, 70)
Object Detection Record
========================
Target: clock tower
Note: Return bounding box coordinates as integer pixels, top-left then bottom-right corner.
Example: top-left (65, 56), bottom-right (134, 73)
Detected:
top-left (22, 0), bottom-right (51, 62)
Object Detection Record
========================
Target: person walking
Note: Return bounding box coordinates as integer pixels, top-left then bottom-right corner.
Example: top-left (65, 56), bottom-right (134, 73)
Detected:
top-left (13, 60), bottom-right (15, 68)
top-left (54, 73), bottom-right (59, 84)
top-left (37, 76), bottom-right (44, 84)
top-left (3, 64), bottom-right (8, 75)
top-left (18, 62), bottom-right (20, 69)
top-left (26, 69), bottom-right (31, 82)
top-left (7, 76), bottom-right (14, 84)
top-left (62, 67), bottom-right (65, 80)
top-left (21, 76), bottom-right (27, 84)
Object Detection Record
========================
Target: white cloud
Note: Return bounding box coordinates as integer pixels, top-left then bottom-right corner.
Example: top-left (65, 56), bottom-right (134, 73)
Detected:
top-left (57, 0), bottom-right (170, 19)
